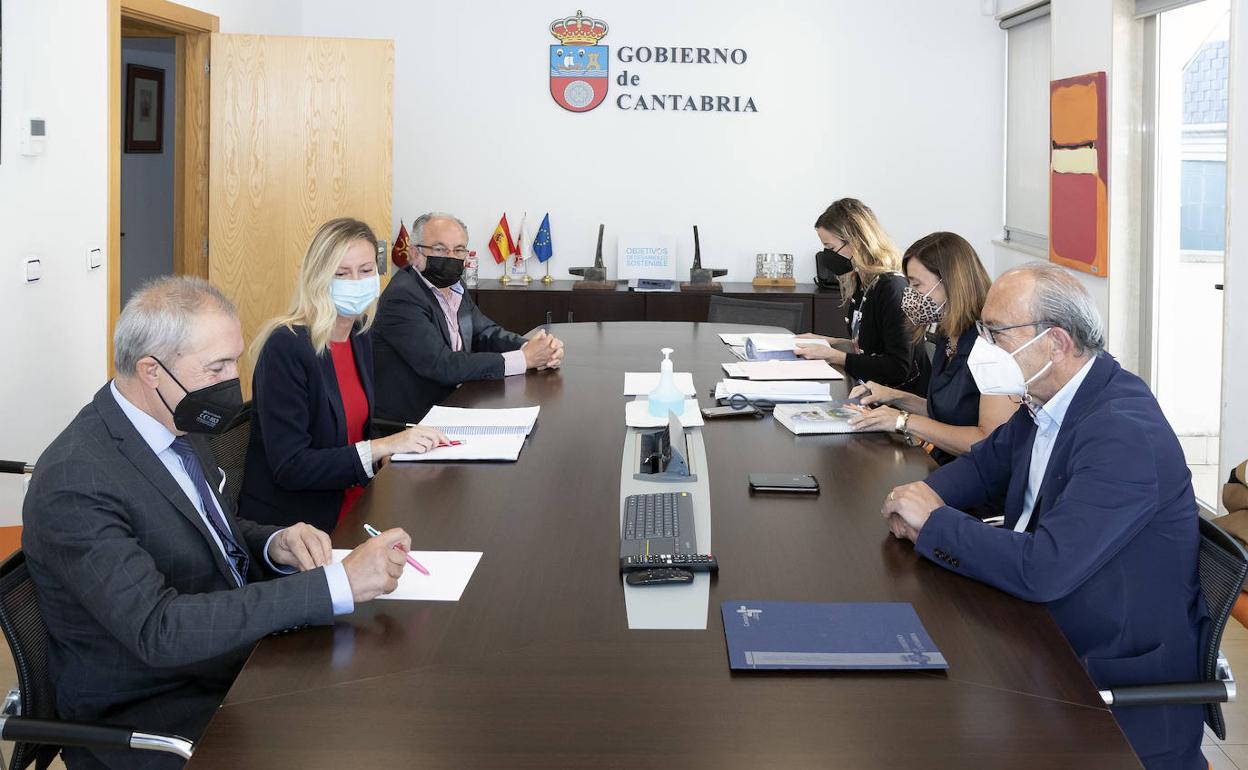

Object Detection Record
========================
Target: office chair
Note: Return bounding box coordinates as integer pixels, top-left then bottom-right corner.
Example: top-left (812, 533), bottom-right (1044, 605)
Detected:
top-left (206, 401), bottom-right (252, 509)
top-left (707, 296), bottom-right (805, 333)
top-left (0, 551), bottom-right (193, 768)
top-left (1099, 516), bottom-right (1246, 739)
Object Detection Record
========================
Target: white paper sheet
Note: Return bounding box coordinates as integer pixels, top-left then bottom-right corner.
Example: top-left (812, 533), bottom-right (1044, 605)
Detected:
top-left (419, 405), bottom-right (539, 434)
top-left (720, 360), bottom-right (842, 381)
top-left (331, 549), bottom-right (483, 601)
top-left (715, 379), bottom-right (832, 402)
top-left (623, 372), bottom-right (697, 396)
top-left (728, 346), bottom-right (748, 360)
top-left (625, 398), bottom-right (705, 427)
top-left (718, 333), bottom-right (749, 346)
top-left (392, 434), bottom-right (527, 462)
top-left (747, 334), bottom-right (831, 353)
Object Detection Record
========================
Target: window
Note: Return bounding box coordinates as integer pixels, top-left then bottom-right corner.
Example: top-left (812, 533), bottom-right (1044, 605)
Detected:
top-left (1002, 5), bottom-right (1052, 251)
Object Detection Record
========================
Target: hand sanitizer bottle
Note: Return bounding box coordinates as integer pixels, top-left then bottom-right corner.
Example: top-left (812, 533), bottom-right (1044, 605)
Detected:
top-left (648, 347), bottom-right (684, 418)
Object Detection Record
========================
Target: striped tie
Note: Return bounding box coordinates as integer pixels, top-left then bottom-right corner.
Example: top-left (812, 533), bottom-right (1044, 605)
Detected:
top-left (170, 437), bottom-right (249, 586)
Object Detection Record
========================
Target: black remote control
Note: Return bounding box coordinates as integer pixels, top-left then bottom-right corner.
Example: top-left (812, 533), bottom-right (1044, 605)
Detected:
top-left (620, 553), bottom-right (718, 573)
top-left (625, 568), bottom-right (694, 586)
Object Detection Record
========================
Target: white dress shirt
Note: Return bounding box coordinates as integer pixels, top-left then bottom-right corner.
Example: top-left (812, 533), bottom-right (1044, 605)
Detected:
top-left (416, 270), bottom-right (527, 376)
top-left (111, 382), bottom-right (354, 614)
top-left (1014, 357), bottom-right (1097, 533)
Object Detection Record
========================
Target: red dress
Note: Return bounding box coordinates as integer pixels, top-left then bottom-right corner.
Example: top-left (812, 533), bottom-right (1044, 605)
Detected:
top-left (330, 340), bottom-right (369, 524)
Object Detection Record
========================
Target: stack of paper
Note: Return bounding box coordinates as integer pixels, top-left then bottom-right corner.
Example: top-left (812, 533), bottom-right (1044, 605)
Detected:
top-left (721, 360), bottom-right (843, 381)
top-left (714, 379), bottom-right (832, 402)
top-left (718, 333), bottom-right (750, 346)
top-left (745, 334), bottom-right (831, 361)
top-left (392, 405), bottom-right (540, 462)
top-left (625, 399), bottom-right (705, 427)
top-left (623, 372), bottom-right (697, 396)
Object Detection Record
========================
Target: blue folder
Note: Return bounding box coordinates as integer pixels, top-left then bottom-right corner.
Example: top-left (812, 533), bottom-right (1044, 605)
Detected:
top-left (721, 601), bottom-right (948, 671)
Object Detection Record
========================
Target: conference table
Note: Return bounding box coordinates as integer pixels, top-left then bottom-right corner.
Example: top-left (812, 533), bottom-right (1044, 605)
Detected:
top-left (190, 322), bottom-right (1140, 768)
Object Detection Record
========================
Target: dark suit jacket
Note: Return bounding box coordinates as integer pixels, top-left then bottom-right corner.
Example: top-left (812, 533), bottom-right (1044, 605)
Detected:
top-left (843, 273), bottom-right (931, 396)
top-left (373, 266), bottom-right (526, 422)
top-left (240, 325), bottom-right (374, 533)
top-left (918, 354), bottom-right (1207, 769)
top-left (22, 385), bottom-right (335, 770)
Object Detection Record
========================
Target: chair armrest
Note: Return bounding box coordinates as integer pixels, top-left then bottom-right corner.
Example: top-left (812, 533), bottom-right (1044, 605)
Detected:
top-left (0, 716), bottom-right (193, 759)
top-left (1100, 680), bottom-right (1236, 707)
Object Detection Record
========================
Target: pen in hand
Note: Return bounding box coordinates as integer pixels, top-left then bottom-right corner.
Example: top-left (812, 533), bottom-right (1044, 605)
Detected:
top-left (363, 523), bottom-right (430, 576)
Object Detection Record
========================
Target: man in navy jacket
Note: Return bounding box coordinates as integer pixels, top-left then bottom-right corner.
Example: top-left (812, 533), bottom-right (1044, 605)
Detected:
top-left (882, 263), bottom-right (1207, 770)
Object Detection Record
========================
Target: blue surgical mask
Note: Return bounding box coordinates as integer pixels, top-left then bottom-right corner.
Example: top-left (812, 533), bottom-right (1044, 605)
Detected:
top-left (330, 275), bottom-right (380, 317)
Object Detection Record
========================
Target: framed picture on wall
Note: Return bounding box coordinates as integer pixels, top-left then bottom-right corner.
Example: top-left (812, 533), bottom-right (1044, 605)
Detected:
top-left (125, 64), bottom-right (165, 153)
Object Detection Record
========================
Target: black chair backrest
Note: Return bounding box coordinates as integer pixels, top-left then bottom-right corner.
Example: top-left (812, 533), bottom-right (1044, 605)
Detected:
top-left (0, 551), bottom-right (61, 769)
top-left (1197, 516), bottom-right (1248, 739)
top-left (207, 401), bottom-right (252, 509)
top-left (706, 296), bottom-right (805, 333)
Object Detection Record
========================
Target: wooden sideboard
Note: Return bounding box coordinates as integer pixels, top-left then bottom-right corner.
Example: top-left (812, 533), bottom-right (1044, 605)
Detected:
top-left (468, 281), bottom-right (849, 338)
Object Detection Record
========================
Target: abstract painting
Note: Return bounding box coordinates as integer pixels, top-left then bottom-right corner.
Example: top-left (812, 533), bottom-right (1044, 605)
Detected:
top-left (1050, 72), bottom-right (1108, 277)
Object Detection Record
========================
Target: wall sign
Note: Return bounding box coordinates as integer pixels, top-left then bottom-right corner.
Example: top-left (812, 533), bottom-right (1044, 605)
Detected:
top-left (548, 10), bottom-right (757, 115)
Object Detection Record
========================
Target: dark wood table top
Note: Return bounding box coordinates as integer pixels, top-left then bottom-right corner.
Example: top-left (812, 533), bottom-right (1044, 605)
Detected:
top-left (191, 322), bottom-right (1139, 769)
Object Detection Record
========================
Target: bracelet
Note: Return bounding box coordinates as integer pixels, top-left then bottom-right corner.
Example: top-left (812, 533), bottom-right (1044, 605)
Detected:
top-left (894, 411), bottom-right (911, 435)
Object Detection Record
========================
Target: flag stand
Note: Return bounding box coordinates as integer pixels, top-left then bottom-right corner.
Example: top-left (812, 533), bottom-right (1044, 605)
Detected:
top-left (541, 261), bottom-right (554, 284)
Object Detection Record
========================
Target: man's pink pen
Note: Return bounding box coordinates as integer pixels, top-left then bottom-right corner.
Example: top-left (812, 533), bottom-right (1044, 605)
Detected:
top-left (362, 523), bottom-right (430, 575)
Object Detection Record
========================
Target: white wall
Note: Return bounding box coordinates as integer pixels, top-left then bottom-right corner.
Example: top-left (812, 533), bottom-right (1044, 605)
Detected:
top-left (0, 0), bottom-right (110, 523)
top-left (297, 0), bottom-right (1005, 284)
top-left (993, 0), bottom-right (1144, 374)
top-left (120, 38), bottom-right (177, 305)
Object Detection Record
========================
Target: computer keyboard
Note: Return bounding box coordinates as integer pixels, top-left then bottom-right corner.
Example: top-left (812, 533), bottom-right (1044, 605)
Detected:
top-left (623, 492), bottom-right (682, 541)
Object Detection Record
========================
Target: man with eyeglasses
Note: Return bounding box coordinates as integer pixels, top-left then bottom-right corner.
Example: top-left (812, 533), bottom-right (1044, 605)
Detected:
top-left (373, 211), bottom-right (565, 422)
top-left (880, 262), bottom-right (1206, 769)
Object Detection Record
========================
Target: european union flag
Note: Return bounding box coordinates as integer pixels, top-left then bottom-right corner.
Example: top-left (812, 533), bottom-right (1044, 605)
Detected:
top-left (533, 213), bottom-right (554, 263)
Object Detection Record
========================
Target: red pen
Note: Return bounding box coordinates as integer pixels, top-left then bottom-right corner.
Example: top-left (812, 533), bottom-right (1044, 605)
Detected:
top-left (363, 523), bottom-right (430, 576)
top-left (439, 440), bottom-right (464, 447)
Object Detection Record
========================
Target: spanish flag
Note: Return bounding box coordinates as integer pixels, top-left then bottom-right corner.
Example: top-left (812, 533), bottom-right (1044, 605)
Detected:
top-left (489, 213), bottom-right (516, 264)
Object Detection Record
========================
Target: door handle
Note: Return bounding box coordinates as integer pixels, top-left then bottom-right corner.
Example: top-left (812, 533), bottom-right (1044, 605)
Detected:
top-left (1215, 284), bottom-right (1224, 291)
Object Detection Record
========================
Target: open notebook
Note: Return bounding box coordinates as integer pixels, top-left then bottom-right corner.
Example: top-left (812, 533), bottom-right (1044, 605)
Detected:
top-left (392, 405), bottom-right (540, 462)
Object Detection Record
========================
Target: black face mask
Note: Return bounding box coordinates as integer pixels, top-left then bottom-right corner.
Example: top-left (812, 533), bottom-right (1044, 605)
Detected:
top-left (154, 358), bottom-right (245, 435)
top-left (816, 248), bottom-right (854, 279)
top-left (420, 255), bottom-right (465, 288)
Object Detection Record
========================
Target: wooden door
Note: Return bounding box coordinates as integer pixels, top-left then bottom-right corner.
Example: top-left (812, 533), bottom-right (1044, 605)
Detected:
top-left (208, 33), bottom-right (393, 392)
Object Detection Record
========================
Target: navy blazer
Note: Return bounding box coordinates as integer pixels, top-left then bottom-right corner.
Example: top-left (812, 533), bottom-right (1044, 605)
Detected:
top-left (926, 325), bottom-right (981, 466)
top-left (917, 354), bottom-right (1207, 769)
top-left (373, 266), bottom-right (526, 423)
top-left (240, 325), bottom-right (374, 534)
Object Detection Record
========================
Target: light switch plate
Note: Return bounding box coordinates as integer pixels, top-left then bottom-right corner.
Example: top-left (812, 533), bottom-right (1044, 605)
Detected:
top-left (86, 247), bottom-right (102, 270)
top-left (23, 257), bottom-right (42, 284)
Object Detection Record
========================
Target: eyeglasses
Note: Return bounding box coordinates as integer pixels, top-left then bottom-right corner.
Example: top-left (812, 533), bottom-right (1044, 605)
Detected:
top-left (415, 244), bottom-right (470, 259)
top-left (974, 320), bottom-right (1053, 346)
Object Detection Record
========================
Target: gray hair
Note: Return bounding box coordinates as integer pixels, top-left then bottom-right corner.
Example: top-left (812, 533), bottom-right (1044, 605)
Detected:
top-left (113, 276), bottom-right (237, 376)
top-left (411, 212), bottom-right (469, 248)
top-left (1004, 262), bottom-right (1106, 355)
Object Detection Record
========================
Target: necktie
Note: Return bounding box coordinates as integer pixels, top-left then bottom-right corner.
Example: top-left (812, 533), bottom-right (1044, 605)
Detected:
top-left (170, 437), bottom-right (249, 585)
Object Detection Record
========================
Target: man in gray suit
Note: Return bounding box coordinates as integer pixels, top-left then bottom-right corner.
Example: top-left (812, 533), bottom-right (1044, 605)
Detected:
top-left (373, 211), bottom-right (565, 422)
top-left (23, 277), bottom-right (411, 769)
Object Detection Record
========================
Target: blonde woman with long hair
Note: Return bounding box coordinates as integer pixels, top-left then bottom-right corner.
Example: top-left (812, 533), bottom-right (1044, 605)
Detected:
top-left (795, 198), bottom-right (931, 395)
top-left (241, 218), bottom-right (446, 533)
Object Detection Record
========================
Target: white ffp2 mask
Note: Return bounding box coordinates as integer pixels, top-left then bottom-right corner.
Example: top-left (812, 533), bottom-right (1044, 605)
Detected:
top-left (967, 328), bottom-right (1053, 397)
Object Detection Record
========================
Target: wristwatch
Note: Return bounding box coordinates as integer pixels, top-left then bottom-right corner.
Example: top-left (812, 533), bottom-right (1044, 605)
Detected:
top-left (895, 411), bottom-right (911, 435)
